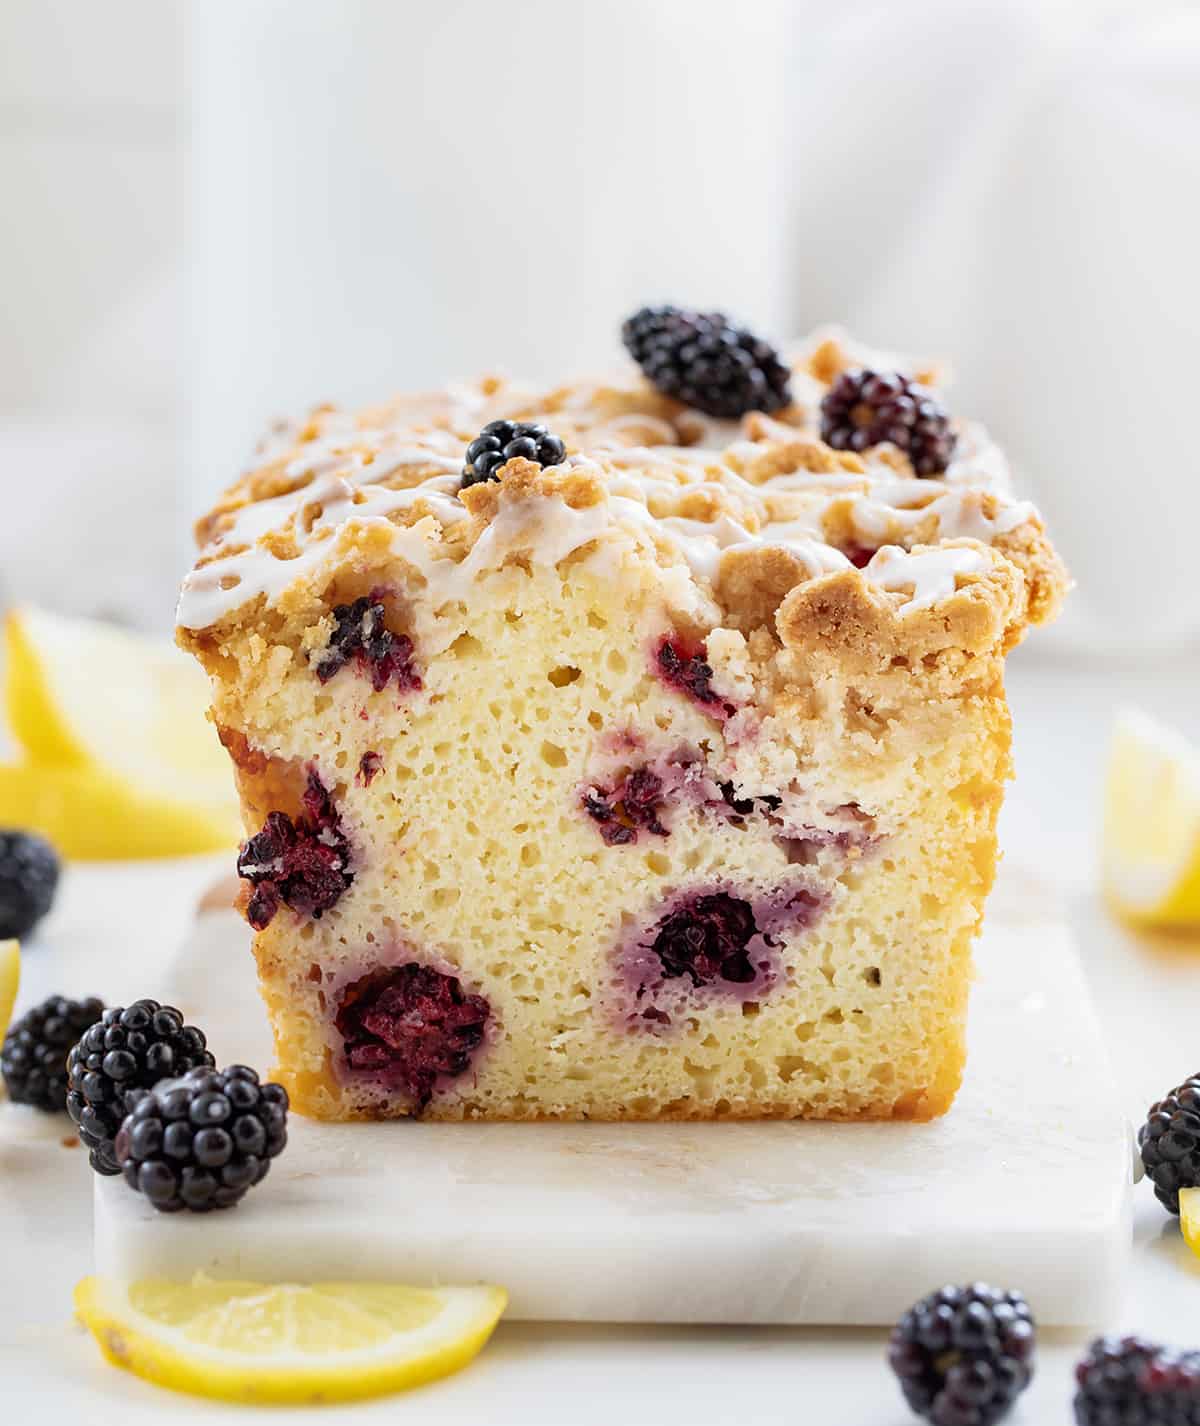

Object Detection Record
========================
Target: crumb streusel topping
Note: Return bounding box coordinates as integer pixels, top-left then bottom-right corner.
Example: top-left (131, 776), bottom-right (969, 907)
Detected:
top-left (179, 331), bottom-right (1064, 656)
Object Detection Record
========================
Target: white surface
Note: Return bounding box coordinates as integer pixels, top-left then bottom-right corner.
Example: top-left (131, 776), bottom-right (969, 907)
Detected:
top-left (92, 892), bottom-right (1130, 1326)
top-left (3, 655), bottom-right (1200, 1423)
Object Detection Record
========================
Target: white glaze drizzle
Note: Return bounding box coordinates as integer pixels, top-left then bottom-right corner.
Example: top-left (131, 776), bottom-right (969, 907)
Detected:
top-left (178, 363), bottom-right (1038, 633)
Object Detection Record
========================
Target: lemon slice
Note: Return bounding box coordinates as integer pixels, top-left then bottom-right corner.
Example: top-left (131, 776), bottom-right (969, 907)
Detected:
top-left (0, 763), bottom-right (234, 860)
top-left (74, 1275), bottom-right (506, 1405)
top-left (1103, 708), bottom-right (1200, 928)
top-left (1181, 1187), bottom-right (1200, 1258)
top-left (0, 940), bottom-right (18, 1040)
top-left (3, 607), bottom-right (240, 857)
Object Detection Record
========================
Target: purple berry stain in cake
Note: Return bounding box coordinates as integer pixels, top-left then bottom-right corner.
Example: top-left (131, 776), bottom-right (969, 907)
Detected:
top-left (615, 880), bottom-right (827, 1029)
top-left (774, 802), bottom-right (878, 863)
top-left (357, 751), bottom-right (384, 787)
top-left (315, 596), bottom-right (421, 693)
top-left (583, 766), bottom-right (669, 846)
top-left (717, 781), bottom-right (782, 820)
top-left (334, 962), bottom-right (491, 1111)
top-left (580, 740), bottom-right (727, 847)
top-left (237, 770), bottom-right (353, 930)
top-left (654, 635), bottom-right (734, 717)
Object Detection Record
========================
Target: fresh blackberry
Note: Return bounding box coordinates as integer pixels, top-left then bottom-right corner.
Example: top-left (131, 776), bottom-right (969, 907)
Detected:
top-left (1, 994), bottom-right (104, 1111)
top-left (888, 1283), bottom-right (1036, 1426)
top-left (621, 305), bottom-right (792, 419)
top-left (115, 1064), bottom-right (288, 1213)
top-left (0, 830), bottom-right (60, 939)
top-left (820, 368), bottom-right (957, 476)
top-left (1139, 1071), bottom-right (1200, 1213)
top-left (461, 420), bottom-right (565, 489)
top-left (66, 1000), bottom-right (215, 1176)
top-left (1074, 1335), bottom-right (1200, 1425)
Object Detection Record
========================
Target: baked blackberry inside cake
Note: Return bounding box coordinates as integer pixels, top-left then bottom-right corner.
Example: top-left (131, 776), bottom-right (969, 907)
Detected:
top-left (178, 321), bottom-right (1068, 1122)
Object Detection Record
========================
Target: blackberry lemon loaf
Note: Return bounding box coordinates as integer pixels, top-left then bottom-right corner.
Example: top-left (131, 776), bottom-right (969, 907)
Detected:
top-left (178, 312), bottom-right (1067, 1123)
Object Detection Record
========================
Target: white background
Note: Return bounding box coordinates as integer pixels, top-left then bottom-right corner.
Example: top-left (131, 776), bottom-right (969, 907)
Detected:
top-left (2, 1), bottom-right (1199, 646)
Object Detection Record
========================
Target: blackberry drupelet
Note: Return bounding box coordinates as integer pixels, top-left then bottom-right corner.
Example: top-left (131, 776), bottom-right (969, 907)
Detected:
top-left (621, 305), bottom-right (792, 419)
top-left (1139, 1071), bottom-right (1200, 1214)
top-left (1, 994), bottom-right (104, 1111)
top-left (115, 1064), bottom-right (289, 1213)
top-left (66, 999), bottom-right (215, 1176)
top-left (0, 830), bottom-right (60, 939)
top-left (1074, 1335), bottom-right (1200, 1425)
top-left (820, 368), bottom-right (957, 476)
top-left (888, 1283), bottom-right (1036, 1426)
top-left (461, 420), bottom-right (565, 489)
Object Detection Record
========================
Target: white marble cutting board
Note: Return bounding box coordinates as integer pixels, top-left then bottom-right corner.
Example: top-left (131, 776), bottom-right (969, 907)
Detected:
top-left (93, 869), bottom-right (1133, 1325)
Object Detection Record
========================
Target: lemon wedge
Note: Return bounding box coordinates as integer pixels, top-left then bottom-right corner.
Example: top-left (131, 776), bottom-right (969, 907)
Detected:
top-left (74, 1275), bottom-right (506, 1405)
top-left (1181, 1187), bottom-right (1200, 1259)
top-left (0, 940), bottom-right (18, 1041)
top-left (0, 764), bottom-right (234, 860)
top-left (1103, 709), bottom-right (1200, 928)
top-left (3, 607), bottom-right (240, 858)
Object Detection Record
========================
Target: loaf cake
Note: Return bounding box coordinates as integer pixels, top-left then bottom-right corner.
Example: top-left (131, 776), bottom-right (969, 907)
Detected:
top-left (177, 311), bottom-right (1067, 1123)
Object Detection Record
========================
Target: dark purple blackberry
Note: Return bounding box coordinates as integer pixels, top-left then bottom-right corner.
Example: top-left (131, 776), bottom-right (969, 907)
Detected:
top-left (335, 963), bottom-right (491, 1112)
top-left (888, 1283), bottom-right (1036, 1426)
top-left (0, 830), bottom-right (60, 939)
top-left (655, 635), bottom-right (732, 716)
top-left (314, 597), bottom-right (420, 692)
top-left (718, 781), bottom-right (782, 818)
top-left (648, 892), bottom-right (761, 986)
top-left (1139, 1071), bottom-right (1200, 1214)
top-left (621, 305), bottom-right (792, 419)
top-left (1, 994), bottom-right (104, 1112)
top-left (583, 766), bottom-right (669, 847)
top-left (461, 420), bottom-right (565, 489)
top-left (1074, 1335), bottom-right (1200, 1425)
top-left (820, 368), bottom-right (957, 476)
top-left (237, 771), bottom-right (352, 931)
top-left (115, 1064), bottom-right (288, 1213)
top-left (66, 999), bottom-right (215, 1176)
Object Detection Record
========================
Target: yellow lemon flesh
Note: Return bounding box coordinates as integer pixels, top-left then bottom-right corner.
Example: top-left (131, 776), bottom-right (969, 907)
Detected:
top-left (0, 764), bottom-right (233, 860)
top-left (1180, 1187), bottom-right (1200, 1260)
top-left (0, 940), bottom-right (18, 1040)
top-left (1103, 709), bottom-right (1200, 928)
top-left (74, 1275), bottom-right (507, 1405)
top-left (2, 607), bottom-right (239, 858)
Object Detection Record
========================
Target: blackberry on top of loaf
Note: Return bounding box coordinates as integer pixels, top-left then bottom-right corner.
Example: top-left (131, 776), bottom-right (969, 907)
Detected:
top-left (178, 309), bottom-right (1067, 1123)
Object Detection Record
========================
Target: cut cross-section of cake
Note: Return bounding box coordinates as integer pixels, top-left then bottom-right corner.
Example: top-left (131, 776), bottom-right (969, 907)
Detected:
top-left (177, 318), bottom-right (1068, 1123)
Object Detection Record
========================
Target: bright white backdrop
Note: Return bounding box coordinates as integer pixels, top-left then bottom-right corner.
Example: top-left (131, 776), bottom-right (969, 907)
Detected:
top-left (2, 0), bottom-right (1198, 648)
